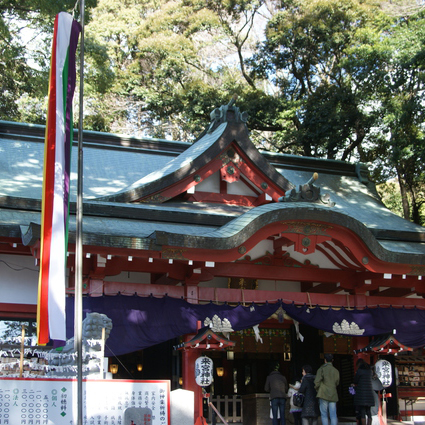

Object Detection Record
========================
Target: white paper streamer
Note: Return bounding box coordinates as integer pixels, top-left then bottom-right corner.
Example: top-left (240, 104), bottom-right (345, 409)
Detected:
top-left (253, 324), bottom-right (263, 343)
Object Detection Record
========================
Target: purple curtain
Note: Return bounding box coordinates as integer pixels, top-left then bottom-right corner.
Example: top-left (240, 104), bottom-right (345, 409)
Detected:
top-left (65, 296), bottom-right (425, 356)
top-left (281, 302), bottom-right (425, 349)
top-left (66, 295), bottom-right (280, 356)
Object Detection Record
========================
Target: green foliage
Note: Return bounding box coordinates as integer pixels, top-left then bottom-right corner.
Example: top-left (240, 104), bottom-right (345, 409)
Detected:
top-left (250, 0), bottom-right (392, 160)
top-left (0, 0), bottom-right (96, 122)
top-left (372, 10), bottom-right (425, 224)
top-left (377, 181), bottom-right (404, 218)
top-left (82, 0), bottom-right (270, 137)
top-left (1, 0), bottom-right (425, 223)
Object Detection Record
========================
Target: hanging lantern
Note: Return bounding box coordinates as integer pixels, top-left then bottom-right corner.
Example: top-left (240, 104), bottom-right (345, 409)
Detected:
top-left (375, 359), bottom-right (392, 388)
top-left (195, 356), bottom-right (213, 387)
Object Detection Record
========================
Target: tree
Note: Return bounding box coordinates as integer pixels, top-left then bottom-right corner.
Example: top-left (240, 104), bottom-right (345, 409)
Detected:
top-left (372, 11), bottom-right (425, 224)
top-left (82, 0), bottom-right (274, 138)
top-left (376, 180), bottom-right (404, 219)
top-left (2, 0), bottom-right (425, 223)
top-left (0, 0), bottom-right (96, 123)
top-left (249, 0), bottom-right (392, 160)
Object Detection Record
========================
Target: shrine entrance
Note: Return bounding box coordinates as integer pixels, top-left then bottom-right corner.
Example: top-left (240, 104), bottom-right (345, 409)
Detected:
top-left (108, 323), bottom-right (360, 420)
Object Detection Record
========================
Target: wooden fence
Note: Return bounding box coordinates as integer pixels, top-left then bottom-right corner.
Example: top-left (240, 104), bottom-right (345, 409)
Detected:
top-left (207, 395), bottom-right (243, 423)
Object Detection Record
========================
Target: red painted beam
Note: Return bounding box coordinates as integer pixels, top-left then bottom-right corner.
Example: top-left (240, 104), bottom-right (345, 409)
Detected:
top-left (369, 287), bottom-right (416, 297)
top-left (0, 303), bottom-right (37, 319)
top-left (0, 240), bottom-right (33, 255)
top-left (211, 261), bottom-right (358, 283)
top-left (186, 191), bottom-right (259, 206)
top-left (90, 281), bottom-right (425, 308)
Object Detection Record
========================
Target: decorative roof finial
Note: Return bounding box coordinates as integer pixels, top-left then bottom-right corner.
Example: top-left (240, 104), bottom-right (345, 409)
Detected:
top-left (278, 172), bottom-right (335, 206)
top-left (207, 95), bottom-right (248, 133)
top-left (228, 94), bottom-right (238, 107)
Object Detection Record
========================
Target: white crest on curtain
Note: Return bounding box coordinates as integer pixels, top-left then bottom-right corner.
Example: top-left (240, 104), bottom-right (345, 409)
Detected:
top-left (204, 315), bottom-right (234, 333)
top-left (333, 319), bottom-right (365, 335)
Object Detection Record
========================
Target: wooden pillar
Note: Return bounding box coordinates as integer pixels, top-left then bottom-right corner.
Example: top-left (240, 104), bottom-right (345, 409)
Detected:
top-left (182, 338), bottom-right (203, 422)
top-left (183, 281), bottom-right (203, 423)
top-left (352, 336), bottom-right (370, 366)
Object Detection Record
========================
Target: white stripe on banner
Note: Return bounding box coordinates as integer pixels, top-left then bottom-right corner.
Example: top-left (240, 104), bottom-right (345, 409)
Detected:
top-left (48, 12), bottom-right (73, 341)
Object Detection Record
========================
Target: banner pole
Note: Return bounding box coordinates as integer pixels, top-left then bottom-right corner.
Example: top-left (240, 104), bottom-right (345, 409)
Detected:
top-left (19, 325), bottom-right (26, 378)
top-left (75, 0), bottom-right (85, 424)
top-left (100, 327), bottom-right (106, 378)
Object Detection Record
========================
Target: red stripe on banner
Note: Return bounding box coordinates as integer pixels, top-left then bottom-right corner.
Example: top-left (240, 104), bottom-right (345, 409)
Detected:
top-left (38, 15), bottom-right (59, 345)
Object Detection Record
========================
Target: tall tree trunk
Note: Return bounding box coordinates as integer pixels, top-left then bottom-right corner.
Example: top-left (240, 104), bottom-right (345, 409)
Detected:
top-left (397, 170), bottom-right (410, 221)
top-left (409, 187), bottom-right (422, 225)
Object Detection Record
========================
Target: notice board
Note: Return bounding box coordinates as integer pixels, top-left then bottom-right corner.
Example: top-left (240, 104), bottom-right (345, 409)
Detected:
top-left (0, 378), bottom-right (170, 425)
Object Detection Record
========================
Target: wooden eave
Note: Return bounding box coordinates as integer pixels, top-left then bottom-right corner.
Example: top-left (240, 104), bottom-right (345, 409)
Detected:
top-left (174, 327), bottom-right (236, 351)
top-left (5, 200), bottom-right (425, 280)
top-left (354, 334), bottom-right (413, 354)
top-left (6, 213), bottom-right (424, 302)
top-left (153, 205), bottom-right (425, 274)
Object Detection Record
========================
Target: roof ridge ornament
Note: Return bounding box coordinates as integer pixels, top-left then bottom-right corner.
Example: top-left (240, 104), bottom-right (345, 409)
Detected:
top-left (278, 173), bottom-right (335, 206)
top-left (207, 94), bottom-right (249, 133)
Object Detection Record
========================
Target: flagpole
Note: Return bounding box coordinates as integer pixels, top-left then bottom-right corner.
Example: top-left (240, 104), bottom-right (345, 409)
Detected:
top-left (75, 0), bottom-right (85, 424)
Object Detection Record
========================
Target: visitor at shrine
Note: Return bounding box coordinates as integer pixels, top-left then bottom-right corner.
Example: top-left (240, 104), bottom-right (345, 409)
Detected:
top-left (265, 361), bottom-right (289, 425)
top-left (288, 379), bottom-right (302, 425)
top-left (371, 365), bottom-right (384, 425)
top-left (314, 353), bottom-right (340, 425)
top-left (352, 359), bottom-right (375, 425)
top-left (298, 365), bottom-right (320, 425)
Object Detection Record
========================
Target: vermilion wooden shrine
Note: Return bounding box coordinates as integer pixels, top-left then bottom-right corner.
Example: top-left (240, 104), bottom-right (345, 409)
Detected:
top-left (0, 99), bottom-right (424, 420)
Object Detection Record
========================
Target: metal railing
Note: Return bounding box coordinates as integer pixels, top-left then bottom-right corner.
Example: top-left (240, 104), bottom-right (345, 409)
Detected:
top-left (208, 395), bottom-right (243, 424)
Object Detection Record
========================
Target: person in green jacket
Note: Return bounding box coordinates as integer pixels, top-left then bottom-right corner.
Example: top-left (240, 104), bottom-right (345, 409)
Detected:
top-left (314, 354), bottom-right (340, 425)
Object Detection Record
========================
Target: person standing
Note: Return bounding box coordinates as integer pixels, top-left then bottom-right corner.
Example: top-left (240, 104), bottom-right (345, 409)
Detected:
top-left (298, 365), bottom-right (320, 425)
top-left (265, 361), bottom-right (288, 425)
top-left (288, 379), bottom-right (302, 425)
top-left (353, 359), bottom-right (375, 425)
top-left (314, 353), bottom-right (340, 425)
top-left (371, 365), bottom-right (384, 425)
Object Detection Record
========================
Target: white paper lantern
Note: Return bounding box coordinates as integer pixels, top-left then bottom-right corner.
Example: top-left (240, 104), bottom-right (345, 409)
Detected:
top-left (195, 356), bottom-right (213, 387)
top-left (375, 359), bottom-right (392, 388)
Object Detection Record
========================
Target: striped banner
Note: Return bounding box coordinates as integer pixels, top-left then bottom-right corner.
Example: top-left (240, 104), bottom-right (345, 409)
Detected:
top-left (37, 12), bottom-right (81, 345)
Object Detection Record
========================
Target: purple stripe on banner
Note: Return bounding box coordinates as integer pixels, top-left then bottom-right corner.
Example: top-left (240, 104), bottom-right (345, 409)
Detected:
top-left (63, 19), bottom-right (81, 224)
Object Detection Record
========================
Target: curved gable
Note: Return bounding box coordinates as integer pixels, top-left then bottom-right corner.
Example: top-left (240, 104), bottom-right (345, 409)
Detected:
top-left (96, 105), bottom-right (294, 206)
top-left (154, 202), bottom-right (425, 274)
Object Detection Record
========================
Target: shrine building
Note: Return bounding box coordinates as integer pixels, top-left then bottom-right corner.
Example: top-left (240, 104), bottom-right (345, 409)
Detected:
top-left (1, 100), bottom-right (425, 421)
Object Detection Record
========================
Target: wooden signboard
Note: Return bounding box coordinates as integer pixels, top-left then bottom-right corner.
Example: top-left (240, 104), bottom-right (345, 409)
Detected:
top-left (0, 378), bottom-right (170, 425)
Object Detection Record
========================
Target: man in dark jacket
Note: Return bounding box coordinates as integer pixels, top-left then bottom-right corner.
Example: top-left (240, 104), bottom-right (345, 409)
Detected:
top-left (265, 362), bottom-right (288, 425)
